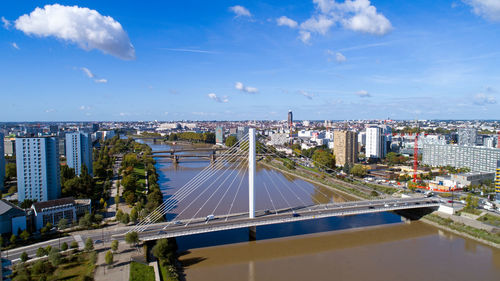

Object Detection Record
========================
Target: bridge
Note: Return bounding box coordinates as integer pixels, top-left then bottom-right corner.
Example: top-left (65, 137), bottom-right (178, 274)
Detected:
top-left (132, 197), bottom-right (439, 241)
top-left (129, 129), bottom-right (440, 241)
top-left (151, 147), bottom-right (228, 155)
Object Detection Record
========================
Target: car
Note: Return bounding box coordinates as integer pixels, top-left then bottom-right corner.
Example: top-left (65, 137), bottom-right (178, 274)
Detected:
top-left (292, 213), bottom-right (300, 217)
top-left (157, 230), bottom-right (166, 235)
top-left (173, 221), bottom-right (183, 225)
top-left (447, 200), bottom-right (453, 203)
top-left (384, 203), bottom-right (389, 207)
top-left (368, 206), bottom-right (375, 209)
top-left (205, 214), bottom-right (215, 222)
top-left (264, 209), bottom-right (271, 215)
top-left (95, 239), bottom-right (103, 244)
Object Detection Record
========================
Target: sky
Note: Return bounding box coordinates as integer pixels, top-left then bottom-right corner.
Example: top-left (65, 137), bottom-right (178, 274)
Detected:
top-left (0, 0), bottom-right (499, 121)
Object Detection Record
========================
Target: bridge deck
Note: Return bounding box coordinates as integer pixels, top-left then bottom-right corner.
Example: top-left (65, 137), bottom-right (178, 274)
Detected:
top-left (132, 197), bottom-right (439, 241)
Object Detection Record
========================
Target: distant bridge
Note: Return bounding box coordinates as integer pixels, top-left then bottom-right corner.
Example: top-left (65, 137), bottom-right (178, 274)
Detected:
top-left (152, 147), bottom-right (228, 155)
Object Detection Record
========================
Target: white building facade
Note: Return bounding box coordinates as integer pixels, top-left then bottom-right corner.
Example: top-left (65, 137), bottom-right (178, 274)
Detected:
top-left (66, 132), bottom-right (93, 176)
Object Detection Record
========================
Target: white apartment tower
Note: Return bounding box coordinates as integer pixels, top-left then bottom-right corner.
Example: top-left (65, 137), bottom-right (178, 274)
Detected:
top-left (66, 132), bottom-right (93, 176)
top-left (16, 137), bottom-right (61, 202)
top-left (366, 127), bottom-right (386, 159)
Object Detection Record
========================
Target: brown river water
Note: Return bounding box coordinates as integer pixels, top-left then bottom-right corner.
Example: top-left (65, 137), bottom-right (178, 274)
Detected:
top-left (141, 140), bottom-right (500, 281)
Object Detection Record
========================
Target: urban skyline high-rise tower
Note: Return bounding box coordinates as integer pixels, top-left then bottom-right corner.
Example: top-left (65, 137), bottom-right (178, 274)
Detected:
top-left (287, 110), bottom-right (293, 128)
top-left (16, 136), bottom-right (61, 202)
top-left (334, 130), bottom-right (358, 167)
top-left (66, 132), bottom-right (93, 176)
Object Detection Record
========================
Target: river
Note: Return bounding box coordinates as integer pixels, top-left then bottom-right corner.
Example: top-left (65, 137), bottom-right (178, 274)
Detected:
top-left (141, 140), bottom-right (500, 281)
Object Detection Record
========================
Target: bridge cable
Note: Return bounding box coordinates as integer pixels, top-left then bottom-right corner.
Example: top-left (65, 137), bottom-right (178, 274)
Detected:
top-left (262, 182), bottom-right (278, 215)
top-left (131, 134), bottom-right (250, 232)
top-left (225, 164), bottom-right (248, 221)
top-left (133, 136), bottom-right (249, 231)
top-left (262, 168), bottom-right (294, 213)
top-left (210, 159), bottom-right (248, 218)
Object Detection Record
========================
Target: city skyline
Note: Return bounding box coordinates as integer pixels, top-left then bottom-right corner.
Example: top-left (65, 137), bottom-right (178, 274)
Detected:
top-left (1, 1), bottom-right (500, 121)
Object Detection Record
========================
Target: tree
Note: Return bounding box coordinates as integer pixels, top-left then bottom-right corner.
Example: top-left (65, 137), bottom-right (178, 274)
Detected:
top-left (312, 149), bottom-right (335, 170)
top-left (225, 135), bottom-right (237, 147)
top-left (120, 213), bottom-right (130, 224)
top-left (84, 237), bottom-right (94, 251)
top-left (130, 207), bottom-right (138, 223)
top-left (36, 247), bottom-right (47, 257)
top-left (20, 230), bottom-right (30, 241)
top-left (19, 199), bottom-right (36, 209)
top-left (79, 213), bottom-right (93, 229)
top-left (111, 240), bottom-right (119, 252)
top-left (10, 234), bottom-right (16, 244)
top-left (58, 218), bottom-right (68, 230)
top-left (5, 163), bottom-right (16, 179)
top-left (49, 248), bottom-right (62, 266)
top-left (70, 241), bottom-right (79, 249)
top-left (153, 239), bottom-right (174, 259)
top-left (350, 164), bottom-right (367, 177)
top-left (116, 209), bottom-right (124, 221)
top-left (61, 242), bottom-right (68, 251)
top-left (20, 251), bottom-right (29, 262)
top-left (89, 251), bottom-right (97, 264)
top-left (105, 251), bottom-right (114, 266)
top-left (125, 231), bottom-right (139, 248)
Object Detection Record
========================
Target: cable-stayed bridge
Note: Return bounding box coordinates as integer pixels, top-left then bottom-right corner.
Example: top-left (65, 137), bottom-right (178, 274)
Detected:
top-left (127, 129), bottom-right (439, 241)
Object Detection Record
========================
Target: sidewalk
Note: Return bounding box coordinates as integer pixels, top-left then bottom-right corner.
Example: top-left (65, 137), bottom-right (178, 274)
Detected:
top-left (94, 242), bottom-right (141, 281)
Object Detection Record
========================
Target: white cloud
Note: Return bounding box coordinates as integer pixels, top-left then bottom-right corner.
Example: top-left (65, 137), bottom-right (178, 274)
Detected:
top-left (299, 30), bottom-right (312, 43)
top-left (15, 4), bottom-right (135, 60)
top-left (355, 90), bottom-right (371, 97)
top-left (81, 67), bottom-right (95, 78)
top-left (235, 82), bottom-right (258, 93)
top-left (327, 50), bottom-right (346, 62)
top-left (80, 67), bottom-right (107, 83)
top-left (11, 42), bottom-right (20, 50)
top-left (473, 93), bottom-right (497, 105)
top-left (208, 93), bottom-right (229, 103)
top-left (229, 5), bottom-right (252, 18)
top-left (279, 0), bottom-right (392, 43)
top-left (79, 105), bottom-right (91, 110)
top-left (1, 16), bottom-right (10, 29)
top-left (277, 16), bottom-right (298, 28)
top-left (300, 15), bottom-right (335, 35)
top-left (44, 108), bottom-right (55, 113)
top-left (299, 90), bottom-right (314, 100)
top-left (94, 78), bottom-right (108, 83)
top-left (463, 0), bottom-right (500, 21)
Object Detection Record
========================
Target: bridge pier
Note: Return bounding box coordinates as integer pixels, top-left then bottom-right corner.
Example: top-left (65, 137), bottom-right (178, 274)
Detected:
top-left (173, 155), bottom-right (179, 164)
top-left (249, 226), bottom-right (257, 241)
top-left (210, 154), bottom-right (216, 163)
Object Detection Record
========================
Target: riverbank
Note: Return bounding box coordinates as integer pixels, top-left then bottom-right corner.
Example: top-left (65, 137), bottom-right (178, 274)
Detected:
top-left (260, 160), bottom-right (366, 201)
top-left (421, 213), bottom-right (500, 249)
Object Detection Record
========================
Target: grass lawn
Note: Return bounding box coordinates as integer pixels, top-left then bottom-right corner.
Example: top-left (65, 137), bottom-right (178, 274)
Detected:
top-left (16, 252), bottom-right (95, 281)
top-left (478, 213), bottom-right (500, 227)
top-left (461, 207), bottom-right (482, 216)
top-left (134, 163), bottom-right (146, 186)
top-left (130, 261), bottom-right (155, 281)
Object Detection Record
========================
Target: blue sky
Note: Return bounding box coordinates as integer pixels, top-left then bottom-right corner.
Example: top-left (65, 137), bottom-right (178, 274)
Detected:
top-left (0, 0), bottom-right (499, 121)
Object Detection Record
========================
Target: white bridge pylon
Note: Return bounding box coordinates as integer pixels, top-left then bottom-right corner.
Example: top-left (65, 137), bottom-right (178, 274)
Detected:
top-left (248, 128), bottom-right (255, 219)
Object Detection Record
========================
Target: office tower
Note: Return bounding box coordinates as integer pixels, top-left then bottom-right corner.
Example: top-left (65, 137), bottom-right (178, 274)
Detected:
top-left (287, 110), bottom-right (293, 128)
top-left (16, 137), bottom-right (61, 202)
top-left (237, 127), bottom-right (248, 141)
top-left (366, 127), bottom-right (385, 159)
top-left (215, 127), bottom-right (224, 144)
top-left (422, 144), bottom-right (500, 173)
top-left (0, 132), bottom-right (4, 191)
top-left (66, 132), bottom-right (93, 176)
top-left (458, 128), bottom-right (477, 146)
top-left (496, 160), bottom-right (500, 203)
top-left (334, 130), bottom-right (358, 167)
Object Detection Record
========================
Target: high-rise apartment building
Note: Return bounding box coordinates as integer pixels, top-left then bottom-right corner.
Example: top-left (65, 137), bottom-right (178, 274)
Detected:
top-left (66, 132), bottom-right (93, 176)
top-left (215, 126), bottom-right (224, 144)
top-left (0, 132), bottom-right (5, 191)
top-left (422, 144), bottom-right (500, 173)
top-left (16, 137), bottom-right (61, 202)
top-left (334, 130), bottom-right (358, 167)
top-left (287, 110), bottom-right (293, 128)
top-left (366, 127), bottom-right (385, 159)
top-left (458, 128), bottom-right (477, 146)
top-left (496, 160), bottom-right (500, 203)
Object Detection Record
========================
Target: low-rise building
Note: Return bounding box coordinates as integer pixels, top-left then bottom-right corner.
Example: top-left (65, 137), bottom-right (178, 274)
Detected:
top-left (31, 197), bottom-right (91, 230)
top-left (0, 200), bottom-right (27, 235)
